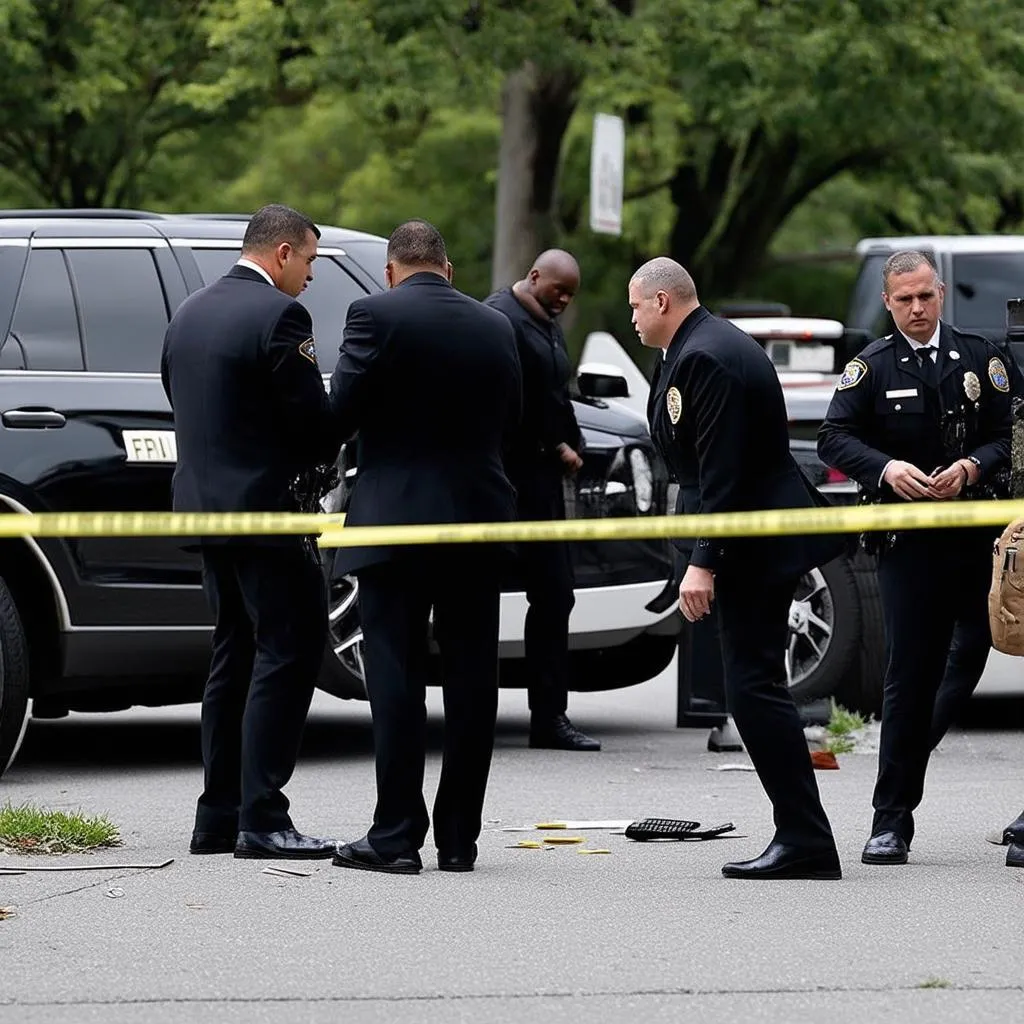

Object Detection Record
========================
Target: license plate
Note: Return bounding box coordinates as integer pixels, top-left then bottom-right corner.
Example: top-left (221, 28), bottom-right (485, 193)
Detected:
top-left (122, 430), bottom-right (177, 463)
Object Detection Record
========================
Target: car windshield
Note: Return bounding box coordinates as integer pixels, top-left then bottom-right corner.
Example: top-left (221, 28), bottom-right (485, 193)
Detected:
top-left (846, 253), bottom-right (893, 337)
top-left (951, 253), bottom-right (1024, 331)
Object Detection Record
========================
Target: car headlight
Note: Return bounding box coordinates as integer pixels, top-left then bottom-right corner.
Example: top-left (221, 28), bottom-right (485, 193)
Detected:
top-left (629, 447), bottom-right (653, 512)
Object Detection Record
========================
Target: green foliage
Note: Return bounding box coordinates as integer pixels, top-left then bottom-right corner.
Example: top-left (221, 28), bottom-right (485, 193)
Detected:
top-left (3, 0), bottom-right (1024, 350)
top-left (0, 0), bottom-right (276, 207)
top-left (826, 700), bottom-right (867, 737)
top-left (0, 802), bottom-right (120, 855)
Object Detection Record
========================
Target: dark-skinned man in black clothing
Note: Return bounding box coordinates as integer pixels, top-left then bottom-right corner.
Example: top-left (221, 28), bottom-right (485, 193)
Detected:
top-left (485, 250), bottom-right (601, 752)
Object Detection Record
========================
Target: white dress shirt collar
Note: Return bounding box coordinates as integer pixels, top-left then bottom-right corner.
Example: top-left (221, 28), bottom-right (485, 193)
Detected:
top-left (898, 321), bottom-right (941, 352)
top-left (235, 258), bottom-right (275, 288)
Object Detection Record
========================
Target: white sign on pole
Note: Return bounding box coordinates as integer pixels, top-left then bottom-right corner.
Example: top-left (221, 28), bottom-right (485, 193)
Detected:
top-left (589, 112), bottom-right (625, 236)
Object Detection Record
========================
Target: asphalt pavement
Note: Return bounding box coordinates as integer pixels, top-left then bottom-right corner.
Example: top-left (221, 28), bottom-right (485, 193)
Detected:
top-left (1, 660), bottom-right (1022, 1023)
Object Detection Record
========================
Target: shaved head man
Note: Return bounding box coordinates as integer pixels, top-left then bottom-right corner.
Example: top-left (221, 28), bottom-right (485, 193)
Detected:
top-left (484, 252), bottom-right (600, 752)
top-left (520, 249), bottom-right (581, 319)
top-left (628, 257), bottom-right (699, 350)
top-left (631, 256), bottom-right (845, 880)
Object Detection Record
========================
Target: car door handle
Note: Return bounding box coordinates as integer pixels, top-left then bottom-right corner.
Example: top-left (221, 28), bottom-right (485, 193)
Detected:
top-left (2, 408), bottom-right (67, 429)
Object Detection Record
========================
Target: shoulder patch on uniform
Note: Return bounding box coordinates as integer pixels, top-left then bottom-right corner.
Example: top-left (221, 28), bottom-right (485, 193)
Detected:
top-left (989, 356), bottom-right (1009, 393)
top-left (298, 337), bottom-right (318, 366)
top-left (666, 386), bottom-right (682, 424)
top-left (837, 358), bottom-right (867, 391)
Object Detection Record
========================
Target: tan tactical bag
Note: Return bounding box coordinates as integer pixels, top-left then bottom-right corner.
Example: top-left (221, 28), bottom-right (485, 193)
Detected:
top-left (990, 517), bottom-right (1024, 655)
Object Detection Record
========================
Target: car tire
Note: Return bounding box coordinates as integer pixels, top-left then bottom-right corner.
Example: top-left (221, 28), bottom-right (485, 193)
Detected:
top-left (0, 575), bottom-right (31, 777)
top-left (786, 556), bottom-right (862, 704)
top-left (833, 552), bottom-right (886, 717)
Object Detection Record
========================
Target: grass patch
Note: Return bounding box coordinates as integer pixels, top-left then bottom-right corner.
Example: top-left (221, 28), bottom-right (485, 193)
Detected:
top-left (0, 802), bottom-right (121, 855)
top-left (821, 699), bottom-right (868, 754)
top-left (917, 978), bottom-right (953, 990)
top-left (826, 699), bottom-right (867, 737)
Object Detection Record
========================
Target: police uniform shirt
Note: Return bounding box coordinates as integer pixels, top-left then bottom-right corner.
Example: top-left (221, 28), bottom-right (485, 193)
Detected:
top-left (817, 321), bottom-right (1012, 497)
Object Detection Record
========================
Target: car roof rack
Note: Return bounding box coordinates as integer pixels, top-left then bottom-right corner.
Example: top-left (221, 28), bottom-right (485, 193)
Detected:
top-left (717, 301), bottom-right (792, 318)
top-left (0, 208), bottom-right (166, 219)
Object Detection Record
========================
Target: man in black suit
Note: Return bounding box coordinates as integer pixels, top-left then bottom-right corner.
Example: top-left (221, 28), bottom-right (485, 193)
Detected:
top-left (329, 219), bottom-right (522, 875)
top-left (484, 250), bottom-right (600, 752)
top-left (629, 256), bottom-right (844, 880)
top-left (161, 203), bottom-right (340, 860)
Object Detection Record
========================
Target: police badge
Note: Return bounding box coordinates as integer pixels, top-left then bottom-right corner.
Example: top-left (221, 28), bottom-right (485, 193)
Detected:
top-left (989, 356), bottom-right (1010, 393)
top-left (666, 386), bottom-right (682, 425)
top-left (837, 358), bottom-right (867, 390)
top-left (963, 370), bottom-right (981, 403)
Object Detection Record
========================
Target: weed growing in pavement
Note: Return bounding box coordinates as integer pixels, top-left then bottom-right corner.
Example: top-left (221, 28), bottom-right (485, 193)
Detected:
top-left (0, 802), bottom-right (121, 855)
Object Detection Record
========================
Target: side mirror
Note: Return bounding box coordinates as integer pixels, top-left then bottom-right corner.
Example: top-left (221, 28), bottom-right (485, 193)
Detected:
top-left (577, 361), bottom-right (630, 399)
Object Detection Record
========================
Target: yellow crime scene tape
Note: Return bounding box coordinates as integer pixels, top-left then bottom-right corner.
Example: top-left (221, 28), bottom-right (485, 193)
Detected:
top-left (1, 499), bottom-right (1024, 547)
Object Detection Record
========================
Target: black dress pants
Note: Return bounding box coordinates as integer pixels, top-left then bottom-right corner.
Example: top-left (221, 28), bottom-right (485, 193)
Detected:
top-left (715, 571), bottom-right (836, 850)
top-left (929, 615), bottom-right (993, 750)
top-left (356, 548), bottom-right (502, 856)
top-left (873, 528), bottom-right (992, 844)
top-left (515, 472), bottom-right (575, 718)
top-left (195, 542), bottom-right (327, 835)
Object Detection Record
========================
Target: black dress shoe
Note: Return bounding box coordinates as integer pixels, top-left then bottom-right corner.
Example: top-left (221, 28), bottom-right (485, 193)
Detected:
top-left (233, 827), bottom-right (338, 860)
top-left (333, 836), bottom-right (422, 875)
top-left (722, 841), bottom-right (842, 880)
top-left (189, 831), bottom-right (237, 855)
top-left (438, 845), bottom-right (478, 872)
top-left (862, 831), bottom-right (909, 864)
top-left (1007, 843), bottom-right (1024, 868)
top-left (529, 714), bottom-right (601, 751)
top-left (1002, 810), bottom-right (1024, 845)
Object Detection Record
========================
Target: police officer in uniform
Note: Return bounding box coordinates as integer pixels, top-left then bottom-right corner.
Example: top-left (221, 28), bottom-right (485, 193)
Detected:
top-left (818, 249), bottom-right (1012, 866)
top-left (631, 257), bottom-right (845, 880)
top-left (161, 203), bottom-right (340, 860)
top-left (484, 250), bottom-right (600, 752)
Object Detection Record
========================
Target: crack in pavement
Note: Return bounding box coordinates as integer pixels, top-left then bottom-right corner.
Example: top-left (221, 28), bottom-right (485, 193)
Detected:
top-left (3, 984), bottom-right (1024, 1007)
top-left (20, 869), bottom-right (150, 907)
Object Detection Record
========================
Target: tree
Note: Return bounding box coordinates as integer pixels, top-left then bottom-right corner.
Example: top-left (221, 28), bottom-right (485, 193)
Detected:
top-left (258, 0), bottom-right (636, 289)
top-left (0, 0), bottom-right (277, 207)
top-left (619, 0), bottom-right (1024, 297)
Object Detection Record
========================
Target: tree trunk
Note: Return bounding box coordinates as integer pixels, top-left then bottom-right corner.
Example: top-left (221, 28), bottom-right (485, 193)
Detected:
top-left (667, 133), bottom-right (881, 299)
top-left (490, 62), bottom-right (580, 292)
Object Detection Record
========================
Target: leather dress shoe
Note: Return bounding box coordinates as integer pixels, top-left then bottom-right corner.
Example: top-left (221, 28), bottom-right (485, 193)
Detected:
top-left (1002, 810), bottom-right (1024, 845)
top-left (233, 827), bottom-right (338, 860)
top-left (529, 714), bottom-right (601, 751)
top-left (1007, 843), bottom-right (1024, 868)
top-left (862, 831), bottom-right (909, 864)
top-left (189, 831), bottom-right (237, 855)
top-left (722, 841), bottom-right (842, 880)
top-left (333, 836), bottom-right (422, 875)
top-left (438, 845), bottom-right (478, 872)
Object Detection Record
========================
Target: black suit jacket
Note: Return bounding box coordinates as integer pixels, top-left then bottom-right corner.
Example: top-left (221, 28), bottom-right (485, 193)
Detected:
top-left (649, 305), bottom-right (843, 582)
top-left (483, 287), bottom-right (581, 502)
top-left (160, 265), bottom-right (338, 543)
top-left (328, 272), bottom-right (523, 574)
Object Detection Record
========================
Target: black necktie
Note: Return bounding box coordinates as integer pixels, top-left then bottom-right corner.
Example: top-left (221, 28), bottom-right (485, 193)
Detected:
top-left (917, 348), bottom-right (937, 387)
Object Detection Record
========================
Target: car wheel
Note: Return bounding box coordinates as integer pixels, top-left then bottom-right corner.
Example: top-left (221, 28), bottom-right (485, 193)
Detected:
top-left (0, 575), bottom-right (31, 777)
top-left (833, 552), bottom-right (885, 717)
top-left (316, 574), bottom-right (368, 700)
top-left (785, 556), bottom-right (861, 704)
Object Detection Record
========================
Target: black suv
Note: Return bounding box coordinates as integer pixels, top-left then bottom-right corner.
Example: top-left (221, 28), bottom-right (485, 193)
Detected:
top-left (0, 211), bottom-right (682, 775)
